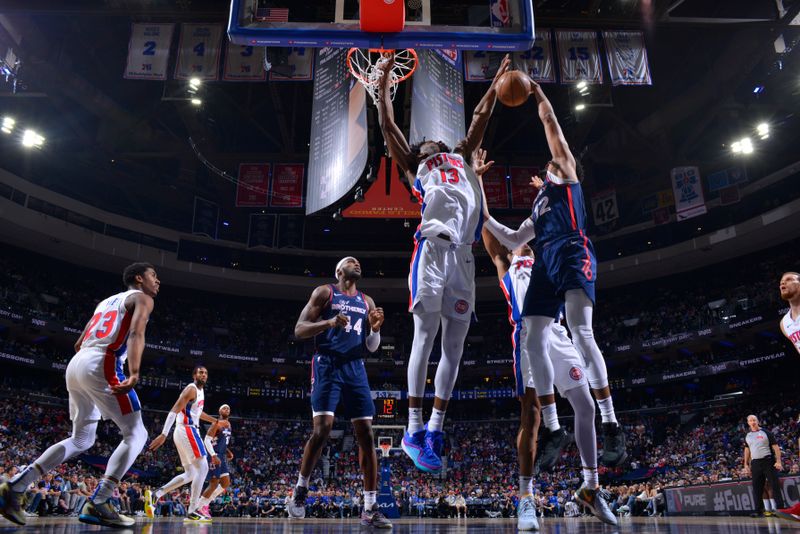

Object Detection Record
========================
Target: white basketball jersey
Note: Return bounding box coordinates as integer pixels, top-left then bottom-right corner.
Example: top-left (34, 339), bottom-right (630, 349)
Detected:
top-left (177, 383), bottom-right (204, 428)
top-left (412, 152), bottom-right (483, 245)
top-left (780, 311), bottom-right (800, 355)
top-left (80, 289), bottom-right (142, 358)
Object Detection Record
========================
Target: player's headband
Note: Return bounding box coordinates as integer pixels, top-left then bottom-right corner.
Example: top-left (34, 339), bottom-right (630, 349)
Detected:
top-left (219, 404), bottom-right (230, 412)
top-left (334, 256), bottom-right (357, 278)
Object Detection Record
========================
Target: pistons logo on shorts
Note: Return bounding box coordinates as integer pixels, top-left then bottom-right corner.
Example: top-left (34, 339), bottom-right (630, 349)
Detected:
top-left (454, 299), bottom-right (469, 315)
top-left (569, 366), bottom-right (583, 381)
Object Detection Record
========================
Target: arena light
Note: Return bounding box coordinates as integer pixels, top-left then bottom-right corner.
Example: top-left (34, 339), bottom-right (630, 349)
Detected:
top-left (21, 129), bottom-right (44, 148)
top-left (576, 81), bottom-right (587, 90)
top-left (740, 137), bottom-right (753, 154)
top-left (757, 122), bottom-right (769, 139)
top-left (189, 77), bottom-right (202, 89)
top-left (1, 116), bottom-right (15, 134)
top-left (575, 103), bottom-right (586, 111)
top-left (191, 98), bottom-right (202, 106)
top-left (731, 141), bottom-right (742, 154)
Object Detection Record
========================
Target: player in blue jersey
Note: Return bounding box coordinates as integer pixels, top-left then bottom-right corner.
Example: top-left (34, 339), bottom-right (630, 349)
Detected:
top-left (287, 257), bottom-right (391, 529)
top-left (480, 79), bottom-right (627, 469)
top-left (194, 404), bottom-right (234, 518)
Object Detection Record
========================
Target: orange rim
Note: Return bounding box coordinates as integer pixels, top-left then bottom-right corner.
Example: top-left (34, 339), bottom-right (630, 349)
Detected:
top-left (346, 48), bottom-right (418, 86)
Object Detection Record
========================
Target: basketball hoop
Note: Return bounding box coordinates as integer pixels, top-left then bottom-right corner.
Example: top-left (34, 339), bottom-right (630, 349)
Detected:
top-left (379, 442), bottom-right (392, 458)
top-left (347, 48), bottom-right (418, 104)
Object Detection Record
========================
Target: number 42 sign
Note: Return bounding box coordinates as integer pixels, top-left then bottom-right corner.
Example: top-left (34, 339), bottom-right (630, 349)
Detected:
top-left (591, 189), bottom-right (619, 225)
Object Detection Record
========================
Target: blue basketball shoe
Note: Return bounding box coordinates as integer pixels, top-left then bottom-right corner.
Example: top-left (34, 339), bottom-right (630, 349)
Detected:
top-left (401, 428), bottom-right (442, 472)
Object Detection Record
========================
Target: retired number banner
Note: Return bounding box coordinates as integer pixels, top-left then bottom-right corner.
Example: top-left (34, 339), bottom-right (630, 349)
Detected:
top-left (671, 166), bottom-right (707, 221)
top-left (174, 24), bottom-right (223, 81)
top-left (591, 190), bottom-right (619, 225)
top-left (270, 164), bottom-right (305, 208)
top-left (556, 30), bottom-right (603, 84)
top-left (509, 167), bottom-right (539, 209)
top-left (224, 45), bottom-right (266, 82)
top-left (515, 29), bottom-right (556, 84)
top-left (124, 23), bottom-right (174, 80)
top-left (235, 164), bottom-right (269, 207)
top-left (602, 31), bottom-right (652, 86)
top-left (269, 48), bottom-right (315, 81)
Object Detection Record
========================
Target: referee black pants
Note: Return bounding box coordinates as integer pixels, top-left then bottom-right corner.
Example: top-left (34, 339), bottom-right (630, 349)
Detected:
top-left (751, 458), bottom-right (784, 512)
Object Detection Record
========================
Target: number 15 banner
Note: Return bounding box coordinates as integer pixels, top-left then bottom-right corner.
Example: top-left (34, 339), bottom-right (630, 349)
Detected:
top-left (555, 30), bottom-right (603, 84)
top-left (175, 23), bottom-right (223, 81)
top-left (124, 23), bottom-right (174, 80)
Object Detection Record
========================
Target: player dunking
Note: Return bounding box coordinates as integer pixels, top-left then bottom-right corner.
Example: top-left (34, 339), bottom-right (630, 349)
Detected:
top-left (287, 257), bottom-right (391, 528)
top-left (480, 78), bottom-right (627, 468)
top-left (375, 53), bottom-right (511, 472)
top-left (0, 263), bottom-right (158, 528)
top-left (195, 404), bottom-right (234, 517)
top-left (146, 366), bottom-right (218, 523)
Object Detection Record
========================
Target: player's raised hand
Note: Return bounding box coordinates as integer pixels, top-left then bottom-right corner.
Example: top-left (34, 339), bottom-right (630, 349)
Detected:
top-left (148, 434), bottom-right (166, 452)
top-left (368, 307), bottom-right (385, 331)
top-left (376, 53), bottom-right (395, 75)
top-left (329, 313), bottom-right (349, 329)
top-left (530, 174), bottom-right (544, 191)
top-left (490, 54), bottom-right (511, 88)
top-left (472, 148), bottom-right (495, 177)
top-left (110, 374), bottom-right (139, 395)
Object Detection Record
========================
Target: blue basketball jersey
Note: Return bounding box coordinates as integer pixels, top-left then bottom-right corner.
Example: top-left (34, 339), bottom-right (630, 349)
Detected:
top-left (212, 424), bottom-right (231, 457)
top-left (531, 172), bottom-right (589, 249)
top-left (314, 284), bottom-right (370, 360)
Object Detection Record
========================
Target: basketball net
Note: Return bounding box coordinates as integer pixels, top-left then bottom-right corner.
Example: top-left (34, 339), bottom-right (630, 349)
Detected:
top-left (347, 48), bottom-right (417, 104)
top-left (379, 443), bottom-right (392, 458)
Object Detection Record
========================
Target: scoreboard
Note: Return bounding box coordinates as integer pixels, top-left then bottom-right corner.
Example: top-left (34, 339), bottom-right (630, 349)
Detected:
top-left (375, 398), bottom-right (397, 422)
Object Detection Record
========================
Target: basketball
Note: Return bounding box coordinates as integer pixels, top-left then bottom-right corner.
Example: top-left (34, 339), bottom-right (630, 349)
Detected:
top-left (496, 70), bottom-right (531, 107)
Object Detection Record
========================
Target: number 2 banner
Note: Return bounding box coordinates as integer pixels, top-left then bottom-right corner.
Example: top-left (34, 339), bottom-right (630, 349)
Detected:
top-left (124, 23), bottom-right (174, 80)
top-left (223, 44), bottom-right (266, 82)
top-left (174, 23), bottom-right (223, 81)
top-left (556, 30), bottom-right (603, 84)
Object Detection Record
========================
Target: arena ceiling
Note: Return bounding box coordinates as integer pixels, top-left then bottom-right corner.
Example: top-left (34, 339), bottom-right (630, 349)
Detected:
top-left (0, 0), bottom-right (798, 251)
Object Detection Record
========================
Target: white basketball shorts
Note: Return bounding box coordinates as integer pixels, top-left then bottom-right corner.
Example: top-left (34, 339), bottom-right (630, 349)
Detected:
top-left (408, 236), bottom-right (475, 322)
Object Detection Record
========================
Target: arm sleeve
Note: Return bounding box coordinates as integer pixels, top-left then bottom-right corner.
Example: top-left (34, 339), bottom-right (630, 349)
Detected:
top-left (365, 330), bottom-right (381, 353)
top-left (204, 435), bottom-right (217, 456)
top-left (483, 217), bottom-right (536, 251)
top-left (161, 411), bottom-right (177, 436)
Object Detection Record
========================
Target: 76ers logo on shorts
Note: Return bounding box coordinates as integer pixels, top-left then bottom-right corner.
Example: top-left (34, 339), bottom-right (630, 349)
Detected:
top-left (454, 299), bottom-right (469, 315)
top-left (569, 366), bottom-right (583, 381)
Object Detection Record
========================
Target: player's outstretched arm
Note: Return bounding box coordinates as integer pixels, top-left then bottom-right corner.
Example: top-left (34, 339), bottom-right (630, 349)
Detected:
top-left (456, 54), bottom-right (510, 162)
top-left (364, 294), bottom-right (383, 353)
top-left (199, 411), bottom-right (219, 425)
top-left (294, 285), bottom-right (347, 339)
top-left (481, 227), bottom-right (511, 281)
top-left (375, 55), bottom-right (416, 180)
top-left (528, 80), bottom-right (578, 183)
top-left (112, 292), bottom-right (155, 395)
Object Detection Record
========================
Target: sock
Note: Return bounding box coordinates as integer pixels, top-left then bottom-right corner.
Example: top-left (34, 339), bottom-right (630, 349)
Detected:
top-left (196, 496), bottom-right (211, 511)
top-left (9, 464), bottom-right (44, 492)
top-left (364, 490), bottom-right (377, 511)
top-left (408, 408), bottom-right (424, 434)
top-left (519, 476), bottom-right (533, 497)
top-left (764, 499), bottom-right (771, 511)
top-left (582, 467), bottom-right (599, 490)
top-left (428, 408), bottom-right (446, 432)
top-left (155, 488), bottom-right (165, 500)
top-left (91, 477), bottom-right (118, 504)
top-left (597, 397), bottom-right (618, 424)
top-left (297, 473), bottom-right (309, 488)
top-left (211, 485), bottom-right (226, 500)
top-left (541, 403), bottom-right (560, 431)
top-left (769, 499), bottom-right (777, 511)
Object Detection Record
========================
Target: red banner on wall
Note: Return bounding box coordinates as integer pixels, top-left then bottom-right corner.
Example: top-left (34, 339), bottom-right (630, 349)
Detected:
top-left (509, 167), bottom-right (539, 209)
top-left (236, 164), bottom-right (270, 207)
top-left (343, 157), bottom-right (420, 218)
top-left (482, 166), bottom-right (509, 209)
top-left (270, 164), bottom-right (305, 208)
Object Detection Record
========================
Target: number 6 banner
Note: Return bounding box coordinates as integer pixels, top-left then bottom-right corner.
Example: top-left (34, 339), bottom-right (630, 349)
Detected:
top-left (591, 189), bottom-right (619, 225)
top-left (175, 23), bottom-right (223, 81)
top-left (124, 23), bottom-right (174, 80)
top-left (556, 30), bottom-right (603, 84)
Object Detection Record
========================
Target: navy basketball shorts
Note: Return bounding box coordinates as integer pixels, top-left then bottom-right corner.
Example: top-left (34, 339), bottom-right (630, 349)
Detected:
top-left (208, 457), bottom-right (230, 479)
top-left (310, 355), bottom-right (375, 420)
top-left (523, 236), bottom-right (597, 318)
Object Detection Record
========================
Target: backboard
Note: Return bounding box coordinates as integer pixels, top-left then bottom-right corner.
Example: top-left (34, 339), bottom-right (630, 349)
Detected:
top-left (228, 0), bottom-right (535, 51)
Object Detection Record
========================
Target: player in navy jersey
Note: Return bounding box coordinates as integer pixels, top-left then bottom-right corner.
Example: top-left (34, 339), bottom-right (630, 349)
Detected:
top-left (195, 404), bottom-right (234, 518)
top-left (287, 257), bottom-right (391, 528)
top-left (480, 78), bottom-right (627, 468)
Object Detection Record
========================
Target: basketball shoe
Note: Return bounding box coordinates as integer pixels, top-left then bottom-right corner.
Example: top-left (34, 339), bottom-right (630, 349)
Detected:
top-left (535, 427), bottom-right (573, 473)
top-left (0, 482), bottom-right (27, 526)
top-left (775, 503), bottom-right (800, 522)
top-left (516, 494), bottom-right (539, 531)
top-left (287, 486), bottom-right (307, 518)
top-left (424, 423), bottom-right (445, 458)
top-left (574, 484), bottom-right (617, 526)
top-left (143, 488), bottom-right (155, 519)
top-left (360, 508), bottom-right (393, 528)
top-left (200, 504), bottom-right (212, 518)
top-left (402, 428), bottom-right (442, 472)
top-left (79, 500), bottom-right (136, 528)
top-left (184, 511), bottom-right (210, 523)
top-left (600, 423), bottom-right (628, 468)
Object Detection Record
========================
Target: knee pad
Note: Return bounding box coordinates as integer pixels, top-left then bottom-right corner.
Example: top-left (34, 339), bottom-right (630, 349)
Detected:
top-left (72, 428), bottom-right (97, 452)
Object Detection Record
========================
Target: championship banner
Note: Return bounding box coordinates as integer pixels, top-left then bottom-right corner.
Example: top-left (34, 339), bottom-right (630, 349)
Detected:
top-left (124, 23), bottom-right (174, 80)
top-left (235, 164), bottom-right (270, 207)
top-left (270, 163), bottom-right (305, 208)
top-left (671, 166), bottom-right (707, 220)
top-left (247, 213), bottom-right (277, 248)
top-left (192, 197), bottom-right (219, 239)
top-left (277, 214), bottom-right (304, 248)
top-left (555, 30), bottom-right (603, 84)
top-left (590, 189), bottom-right (619, 225)
top-left (269, 48), bottom-right (315, 81)
top-left (602, 31), bottom-right (652, 86)
top-left (174, 24), bottom-right (223, 81)
top-left (223, 44), bottom-right (267, 82)
top-left (482, 165), bottom-right (509, 209)
top-left (515, 29), bottom-right (556, 84)
top-left (509, 167), bottom-right (539, 209)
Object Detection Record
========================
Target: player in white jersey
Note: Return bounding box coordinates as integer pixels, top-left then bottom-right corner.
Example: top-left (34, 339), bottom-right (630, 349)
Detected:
top-left (146, 366), bottom-right (218, 523)
top-left (481, 221), bottom-right (616, 528)
top-left (0, 263), bottom-right (158, 528)
top-left (375, 53), bottom-right (511, 472)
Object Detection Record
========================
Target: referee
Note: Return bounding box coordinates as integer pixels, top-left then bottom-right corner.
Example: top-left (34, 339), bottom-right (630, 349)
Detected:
top-left (744, 414), bottom-right (784, 517)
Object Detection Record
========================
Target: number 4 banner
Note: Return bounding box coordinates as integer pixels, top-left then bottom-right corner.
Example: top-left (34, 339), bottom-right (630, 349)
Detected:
top-left (556, 30), bottom-right (603, 84)
top-left (591, 189), bottom-right (619, 226)
top-left (175, 23), bottom-right (223, 81)
top-left (124, 23), bottom-right (174, 80)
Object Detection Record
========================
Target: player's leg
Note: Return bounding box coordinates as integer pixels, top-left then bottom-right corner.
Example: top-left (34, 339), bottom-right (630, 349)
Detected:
top-left (516, 387), bottom-right (540, 531)
top-left (186, 456), bottom-right (210, 516)
top-left (91, 409), bottom-right (147, 504)
top-left (195, 476), bottom-right (219, 517)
